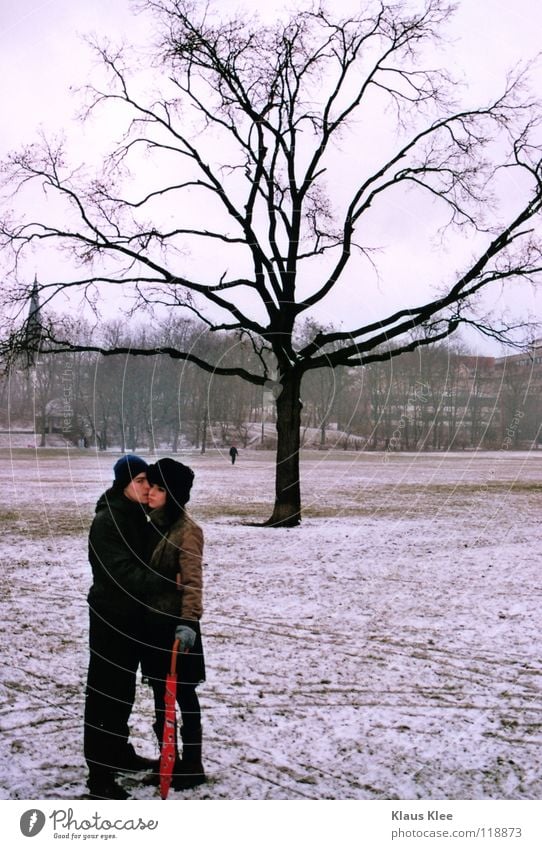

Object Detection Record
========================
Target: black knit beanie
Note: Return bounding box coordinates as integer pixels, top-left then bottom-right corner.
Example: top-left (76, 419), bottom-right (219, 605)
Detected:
top-left (147, 458), bottom-right (194, 514)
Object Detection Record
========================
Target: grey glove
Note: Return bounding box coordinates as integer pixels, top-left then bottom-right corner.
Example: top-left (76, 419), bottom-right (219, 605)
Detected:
top-left (175, 624), bottom-right (197, 651)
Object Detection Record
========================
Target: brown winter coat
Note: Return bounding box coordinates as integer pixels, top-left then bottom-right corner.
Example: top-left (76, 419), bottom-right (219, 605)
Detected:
top-left (146, 509), bottom-right (204, 621)
top-left (142, 508), bottom-right (206, 686)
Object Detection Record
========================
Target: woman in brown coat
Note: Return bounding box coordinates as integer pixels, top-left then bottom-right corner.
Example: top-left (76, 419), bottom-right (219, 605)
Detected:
top-left (143, 458), bottom-right (206, 790)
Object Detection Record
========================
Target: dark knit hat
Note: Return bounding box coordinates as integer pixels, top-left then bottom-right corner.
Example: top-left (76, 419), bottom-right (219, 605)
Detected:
top-left (147, 458), bottom-right (194, 509)
top-left (113, 454), bottom-right (149, 489)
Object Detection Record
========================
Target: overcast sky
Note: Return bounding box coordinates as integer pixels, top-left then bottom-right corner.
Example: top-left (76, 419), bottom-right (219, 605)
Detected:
top-left (3, 0), bottom-right (540, 146)
top-left (2, 0), bottom-right (542, 353)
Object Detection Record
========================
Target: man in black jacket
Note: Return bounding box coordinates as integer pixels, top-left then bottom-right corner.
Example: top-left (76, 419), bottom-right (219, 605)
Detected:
top-left (84, 454), bottom-right (156, 800)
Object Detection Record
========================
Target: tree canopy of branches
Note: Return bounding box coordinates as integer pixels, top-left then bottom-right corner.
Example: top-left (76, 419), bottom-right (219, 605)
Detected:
top-left (1, 0), bottom-right (542, 524)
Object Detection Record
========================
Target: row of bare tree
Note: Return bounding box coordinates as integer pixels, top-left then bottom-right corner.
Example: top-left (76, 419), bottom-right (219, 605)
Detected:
top-left (3, 318), bottom-right (540, 451)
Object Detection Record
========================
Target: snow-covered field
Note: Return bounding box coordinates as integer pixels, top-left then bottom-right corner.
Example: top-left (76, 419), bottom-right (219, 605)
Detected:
top-left (1, 446), bottom-right (541, 800)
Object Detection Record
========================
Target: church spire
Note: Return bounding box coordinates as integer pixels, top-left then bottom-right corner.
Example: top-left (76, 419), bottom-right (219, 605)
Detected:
top-left (25, 274), bottom-right (43, 365)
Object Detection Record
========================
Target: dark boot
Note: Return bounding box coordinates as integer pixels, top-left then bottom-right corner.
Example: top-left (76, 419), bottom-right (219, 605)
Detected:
top-left (143, 754), bottom-right (205, 791)
top-left (171, 726), bottom-right (205, 790)
top-left (143, 722), bottom-right (181, 787)
top-left (170, 761), bottom-right (206, 790)
top-left (142, 756), bottom-right (182, 787)
top-left (87, 768), bottom-right (129, 800)
top-left (115, 742), bottom-right (158, 773)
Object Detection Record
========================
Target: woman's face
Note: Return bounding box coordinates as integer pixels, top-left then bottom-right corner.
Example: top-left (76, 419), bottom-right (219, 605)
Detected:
top-left (148, 484), bottom-right (167, 510)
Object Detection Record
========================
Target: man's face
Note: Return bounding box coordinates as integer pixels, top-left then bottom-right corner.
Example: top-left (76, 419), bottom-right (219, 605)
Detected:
top-left (123, 472), bottom-right (150, 504)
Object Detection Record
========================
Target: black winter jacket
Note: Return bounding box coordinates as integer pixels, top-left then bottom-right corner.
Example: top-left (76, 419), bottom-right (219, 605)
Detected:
top-left (88, 488), bottom-right (151, 627)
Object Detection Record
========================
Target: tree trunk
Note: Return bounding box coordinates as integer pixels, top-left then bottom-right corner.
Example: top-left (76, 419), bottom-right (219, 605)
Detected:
top-left (201, 408), bottom-right (207, 454)
top-left (39, 403), bottom-right (47, 447)
top-left (266, 372), bottom-right (302, 527)
top-left (320, 419), bottom-right (326, 446)
top-left (171, 423), bottom-right (179, 453)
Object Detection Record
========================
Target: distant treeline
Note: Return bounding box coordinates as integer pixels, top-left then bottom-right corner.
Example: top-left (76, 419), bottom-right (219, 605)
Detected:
top-left (2, 317), bottom-right (540, 451)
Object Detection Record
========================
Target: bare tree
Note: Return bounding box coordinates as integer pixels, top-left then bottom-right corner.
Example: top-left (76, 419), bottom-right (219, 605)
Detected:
top-left (1, 0), bottom-right (542, 524)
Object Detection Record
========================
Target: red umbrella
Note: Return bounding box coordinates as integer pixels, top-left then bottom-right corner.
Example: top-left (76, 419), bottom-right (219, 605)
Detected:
top-left (159, 638), bottom-right (181, 800)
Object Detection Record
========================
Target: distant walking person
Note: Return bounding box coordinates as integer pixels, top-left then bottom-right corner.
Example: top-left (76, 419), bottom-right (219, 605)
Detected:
top-left (229, 445), bottom-right (238, 465)
top-left (84, 454), bottom-right (156, 800)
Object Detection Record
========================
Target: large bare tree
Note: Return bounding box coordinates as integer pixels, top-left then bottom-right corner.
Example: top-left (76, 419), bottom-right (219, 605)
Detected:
top-left (1, 0), bottom-right (542, 524)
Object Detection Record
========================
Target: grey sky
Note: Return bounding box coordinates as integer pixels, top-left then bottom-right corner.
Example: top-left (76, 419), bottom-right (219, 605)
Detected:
top-left (3, 0), bottom-right (540, 140)
top-left (2, 0), bottom-right (542, 351)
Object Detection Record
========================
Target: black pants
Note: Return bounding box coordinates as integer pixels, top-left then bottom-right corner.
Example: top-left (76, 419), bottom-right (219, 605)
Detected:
top-left (150, 677), bottom-right (201, 758)
top-left (84, 608), bottom-right (142, 774)
top-left (143, 622), bottom-right (203, 760)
